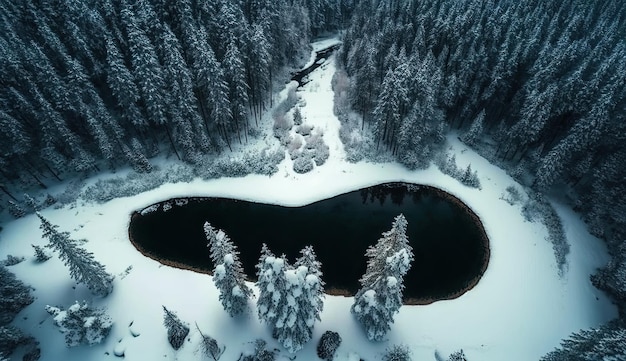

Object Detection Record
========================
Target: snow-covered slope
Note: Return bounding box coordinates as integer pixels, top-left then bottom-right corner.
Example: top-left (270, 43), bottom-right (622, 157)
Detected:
top-left (0, 37), bottom-right (617, 361)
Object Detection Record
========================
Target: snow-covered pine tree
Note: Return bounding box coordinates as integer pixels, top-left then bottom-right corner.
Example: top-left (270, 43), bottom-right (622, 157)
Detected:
top-left (274, 265), bottom-right (309, 353)
top-left (0, 265), bottom-right (34, 325)
top-left (32, 244), bottom-right (51, 262)
top-left (23, 194), bottom-right (39, 212)
top-left (162, 306), bottom-right (189, 350)
top-left (204, 222), bottom-right (252, 316)
top-left (37, 213), bottom-right (113, 297)
top-left (255, 244), bottom-right (288, 333)
top-left (7, 201), bottom-right (25, 218)
top-left (351, 214), bottom-right (414, 341)
top-left (45, 301), bottom-right (112, 347)
top-left (540, 321), bottom-right (626, 361)
top-left (460, 109), bottom-right (485, 147)
top-left (0, 325), bottom-right (30, 359)
top-left (195, 323), bottom-right (224, 361)
top-left (294, 246), bottom-right (324, 333)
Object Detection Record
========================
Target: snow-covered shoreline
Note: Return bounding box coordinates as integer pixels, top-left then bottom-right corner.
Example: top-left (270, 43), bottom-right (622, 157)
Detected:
top-left (0, 38), bottom-right (617, 361)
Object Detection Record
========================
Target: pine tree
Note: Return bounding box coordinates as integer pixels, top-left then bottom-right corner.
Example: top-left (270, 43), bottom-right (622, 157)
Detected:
top-left (162, 306), bottom-right (189, 350)
top-left (274, 265), bottom-right (309, 353)
top-left (351, 214), bottom-right (414, 341)
top-left (32, 244), bottom-right (51, 262)
top-left (0, 265), bottom-right (34, 325)
top-left (7, 201), bottom-right (25, 218)
top-left (540, 321), bottom-right (626, 361)
top-left (270, 246), bottom-right (324, 353)
top-left (255, 244), bottom-right (288, 331)
top-left (460, 109), bottom-right (485, 147)
top-left (37, 213), bottom-right (113, 297)
top-left (295, 246), bottom-right (324, 332)
top-left (204, 222), bottom-right (252, 316)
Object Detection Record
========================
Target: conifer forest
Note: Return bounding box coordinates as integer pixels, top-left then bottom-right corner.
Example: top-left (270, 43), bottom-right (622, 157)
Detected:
top-left (1, 0), bottom-right (625, 359)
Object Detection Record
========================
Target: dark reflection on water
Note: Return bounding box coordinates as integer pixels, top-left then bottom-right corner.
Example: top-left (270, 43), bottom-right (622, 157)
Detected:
top-left (129, 183), bottom-right (488, 302)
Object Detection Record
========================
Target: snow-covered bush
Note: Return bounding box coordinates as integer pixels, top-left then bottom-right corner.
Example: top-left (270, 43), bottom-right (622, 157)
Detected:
top-left (2, 255), bottom-right (24, 266)
top-left (287, 136), bottom-right (303, 159)
top-left (82, 164), bottom-right (194, 203)
top-left (293, 154), bottom-right (314, 174)
top-left (383, 344), bottom-right (412, 361)
top-left (45, 301), bottom-right (112, 347)
top-left (54, 179), bottom-right (86, 206)
top-left (448, 349), bottom-right (467, 361)
top-left (317, 331), bottom-right (341, 360)
top-left (296, 124), bottom-right (314, 136)
top-left (501, 185), bottom-right (523, 205)
top-left (239, 339), bottom-right (277, 361)
top-left (162, 306), bottom-right (189, 350)
top-left (306, 134), bottom-right (330, 166)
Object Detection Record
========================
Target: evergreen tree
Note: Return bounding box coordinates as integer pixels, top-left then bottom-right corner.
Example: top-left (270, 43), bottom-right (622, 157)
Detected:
top-left (460, 109), bottom-right (485, 147)
top-left (255, 244), bottom-right (288, 332)
top-left (223, 39), bottom-right (250, 143)
top-left (540, 321), bottom-right (626, 361)
top-left (32, 244), bottom-right (51, 262)
top-left (37, 213), bottom-right (113, 297)
top-left (162, 306), bottom-right (189, 350)
top-left (204, 222), bottom-right (252, 316)
top-left (0, 265), bottom-right (34, 325)
top-left (295, 246), bottom-right (325, 331)
top-left (273, 246), bottom-right (324, 353)
top-left (351, 214), bottom-right (413, 341)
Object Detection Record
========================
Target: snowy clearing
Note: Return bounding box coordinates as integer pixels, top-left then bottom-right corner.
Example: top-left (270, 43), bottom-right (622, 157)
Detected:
top-left (0, 38), bottom-right (617, 361)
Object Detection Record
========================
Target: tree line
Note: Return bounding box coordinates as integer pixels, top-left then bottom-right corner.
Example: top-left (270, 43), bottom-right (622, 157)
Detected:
top-left (0, 0), bottom-right (349, 189)
top-left (338, 0), bottom-right (626, 358)
top-left (206, 214), bottom-right (413, 353)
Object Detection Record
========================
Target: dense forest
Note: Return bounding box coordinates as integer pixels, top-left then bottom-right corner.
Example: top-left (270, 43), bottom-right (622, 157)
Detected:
top-left (1, 0), bottom-right (625, 358)
top-left (337, 2), bottom-right (626, 356)
top-left (0, 0), bottom-right (349, 184)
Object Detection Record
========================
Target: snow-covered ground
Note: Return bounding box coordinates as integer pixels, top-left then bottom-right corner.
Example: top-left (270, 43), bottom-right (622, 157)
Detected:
top-left (0, 38), bottom-right (617, 361)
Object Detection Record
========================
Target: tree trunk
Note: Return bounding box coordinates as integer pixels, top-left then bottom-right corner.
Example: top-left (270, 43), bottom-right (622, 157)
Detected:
top-left (163, 123), bottom-right (181, 160)
top-left (0, 185), bottom-right (19, 202)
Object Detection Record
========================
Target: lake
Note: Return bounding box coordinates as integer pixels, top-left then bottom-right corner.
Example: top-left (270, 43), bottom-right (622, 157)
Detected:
top-left (129, 182), bottom-right (489, 304)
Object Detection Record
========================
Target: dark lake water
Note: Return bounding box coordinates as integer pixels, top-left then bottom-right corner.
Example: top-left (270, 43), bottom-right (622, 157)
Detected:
top-left (129, 183), bottom-right (489, 303)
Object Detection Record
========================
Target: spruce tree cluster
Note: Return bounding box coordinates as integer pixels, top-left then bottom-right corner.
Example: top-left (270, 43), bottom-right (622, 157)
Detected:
top-left (0, 0), bottom-right (347, 191)
top-left (255, 244), bottom-right (325, 353)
